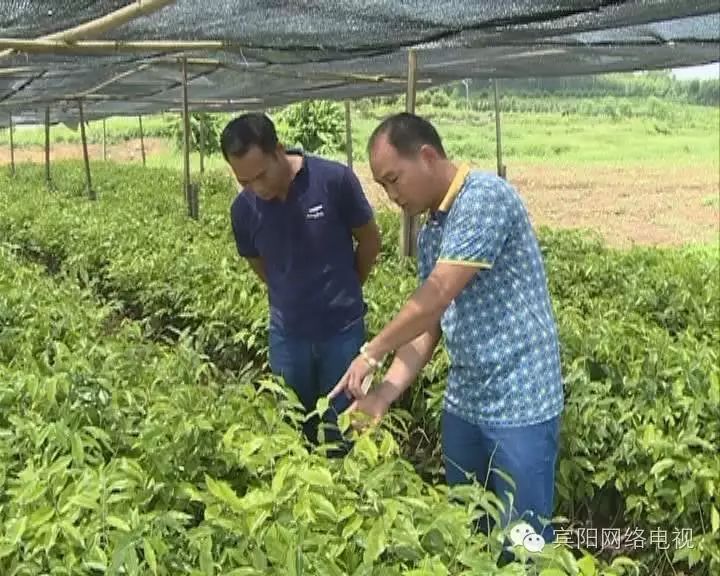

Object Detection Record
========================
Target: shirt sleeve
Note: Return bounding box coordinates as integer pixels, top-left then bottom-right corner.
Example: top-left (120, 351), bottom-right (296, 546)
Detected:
top-left (336, 166), bottom-right (374, 229)
top-left (417, 228), bottom-right (433, 282)
top-left (229, 195), bottom-right (260, 258)
top-left (438, 176), bottom-right (517, 268)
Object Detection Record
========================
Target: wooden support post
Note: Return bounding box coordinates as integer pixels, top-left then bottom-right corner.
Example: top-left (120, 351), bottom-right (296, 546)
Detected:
top-left (181, 57), bottom-right (198, 219)
top-left (344, 100), bottom-right (353, 169)
top-left (400, 49), bottom-right (419, 258)
top-left (78, 100), bottom-right (95, 200)
top-left (44, 107), bottom-right (50, 185)
top-left (199, 114), bottom-right (205, 174)
top-left (138, 115), bottom-right (146, 166)
top-left (493, 79), bottom-right (506, 179)
top-left (102, 118), bottom-right (107, 160)
top-left (8, 114), bottom-right (15, 176)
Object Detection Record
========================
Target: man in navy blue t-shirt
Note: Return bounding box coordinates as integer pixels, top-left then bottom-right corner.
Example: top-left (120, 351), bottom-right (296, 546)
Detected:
top-left (221, 113), bottom-right (381, 453)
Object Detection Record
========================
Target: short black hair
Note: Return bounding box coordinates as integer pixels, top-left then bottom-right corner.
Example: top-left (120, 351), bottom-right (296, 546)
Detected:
top-left (367, 112), bottom-right (446, 158)
top-left (220, 112), bottom-right (278, 161)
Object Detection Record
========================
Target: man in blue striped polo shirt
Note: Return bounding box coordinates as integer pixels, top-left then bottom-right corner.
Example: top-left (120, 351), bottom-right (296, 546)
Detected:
top-left (330, 113), bottom-right (564, 543)
top-left (222, 113), bottom-right (381, 454)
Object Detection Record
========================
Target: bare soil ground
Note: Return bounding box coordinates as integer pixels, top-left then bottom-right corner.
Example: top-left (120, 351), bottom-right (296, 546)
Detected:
top-left (354, 163), bottom-right (719, 248)
top-left (2, 139), bottom-right (718, 248)
top-left (0, 139), bottom-right (166, 165)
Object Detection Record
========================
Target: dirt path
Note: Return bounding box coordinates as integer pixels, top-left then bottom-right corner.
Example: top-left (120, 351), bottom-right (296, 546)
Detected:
top-left (2, 139), bottom-right (717, 248)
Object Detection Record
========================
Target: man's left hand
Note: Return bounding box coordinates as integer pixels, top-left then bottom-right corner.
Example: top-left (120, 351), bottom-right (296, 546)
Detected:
top-left (329, 354), bottom-right (374, 400)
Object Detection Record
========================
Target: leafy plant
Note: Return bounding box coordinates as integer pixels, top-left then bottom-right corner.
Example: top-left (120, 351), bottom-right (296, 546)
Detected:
top-left (0, 161), bottom-right (717, 574)
top-left (273, 100), bottom-right (346, 155)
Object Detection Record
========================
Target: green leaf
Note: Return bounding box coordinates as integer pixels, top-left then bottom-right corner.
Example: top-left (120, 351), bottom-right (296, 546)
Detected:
top-left (301, 467), bottom-right (333, 488)
top-left (272, 461), bottom-right (292, 496)
top-left (199, 536), bottom-right (214, 576)
top-left (71, 431), bottom-right (85, 465)
top-left (649, 458), bottom-right (675, 476)
top-left (6, 517), bottom-right (27, 545)
top-left (61, 520), bottom-right (85, 547)
top-left (143, 539), bottom-right (158, 574)
top-left (315, 396), bottom-right (330, 417)
top-left (107, 516), bottom-right (132, 532)
top-left (309, 492), bottom-right (338, 522)
top-left (578, 554), bottom-right (597, 576)
top-left (0, 542), bottom-right (15, 561)
top-left (609, 556), bottom-right (640, 575)
top-left (711, 505), bottom-right (719, 534)
top-left (28, 506), bottom-right (55, 529)
top-left (205, 475), bottom-right (242, 508)
top-left (363, 517), bottom-right (386, 565)
top-left (342, 516), bottom-right (364, 540)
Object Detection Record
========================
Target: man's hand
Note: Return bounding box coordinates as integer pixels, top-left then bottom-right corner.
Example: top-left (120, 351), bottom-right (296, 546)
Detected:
top-left (346, 389), bottom-right (392, 431)
top-left (329, 354), bottom-right (375, 401)
top-left (246, 257), bottom-right (267, 285)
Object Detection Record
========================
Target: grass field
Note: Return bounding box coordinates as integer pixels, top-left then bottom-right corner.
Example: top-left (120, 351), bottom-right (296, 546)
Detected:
top-left (2, 98), bottom-right (718, 167)
top-left (1, 95), bottom-right (717, 249)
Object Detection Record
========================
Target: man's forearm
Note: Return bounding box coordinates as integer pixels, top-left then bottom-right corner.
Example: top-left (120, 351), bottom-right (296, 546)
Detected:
top-left (355, 241), bottom-right (379, 285)
top-left (365, 279), bottom-right (444, 362)
top-left (246, 257), bottom-right (268, 285)
top-left (375, 326), bottom-right (441, 405)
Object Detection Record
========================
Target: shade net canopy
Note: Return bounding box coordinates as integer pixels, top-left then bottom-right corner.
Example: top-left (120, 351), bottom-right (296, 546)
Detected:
top-left (0, 1), bottom-right (718, 127)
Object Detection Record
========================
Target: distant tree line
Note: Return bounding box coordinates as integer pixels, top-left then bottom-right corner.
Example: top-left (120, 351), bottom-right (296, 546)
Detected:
top-left (464, 71), bottom-right (719, 107)
top-left (360, 71), bottom-right (718, 108)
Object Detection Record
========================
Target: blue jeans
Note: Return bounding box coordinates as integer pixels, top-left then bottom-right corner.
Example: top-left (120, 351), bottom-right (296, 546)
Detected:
top-left (442, 410), bottom-right (560, 543)
top-left (268, 319), bottom-right (365, 456)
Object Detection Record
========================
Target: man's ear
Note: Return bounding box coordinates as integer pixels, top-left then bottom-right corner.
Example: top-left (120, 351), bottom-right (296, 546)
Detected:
top-left (419, 143), bottom-right (441, 165)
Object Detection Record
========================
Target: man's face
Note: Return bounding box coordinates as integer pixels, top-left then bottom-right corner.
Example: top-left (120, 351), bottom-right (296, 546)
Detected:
top-left (369, 133), bottom-right (434, 217)
top-left (227, 145), bottom-right (286, 200)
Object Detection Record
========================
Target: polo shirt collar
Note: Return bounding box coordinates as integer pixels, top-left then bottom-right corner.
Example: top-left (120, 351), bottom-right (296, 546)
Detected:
top-left (427, 163), bottom-right (470, 224)
top-left (438, 163), bottom-right (471, 212)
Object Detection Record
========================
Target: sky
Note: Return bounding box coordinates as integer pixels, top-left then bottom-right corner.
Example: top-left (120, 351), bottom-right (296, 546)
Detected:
top-left (671, 62), bottom-right (720, 80)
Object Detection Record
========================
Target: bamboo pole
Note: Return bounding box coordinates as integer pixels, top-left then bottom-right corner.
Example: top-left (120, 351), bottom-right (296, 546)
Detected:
top-left (138, 116), bottom-right (146, 166)
top-left (199, 115), bottom-right (205, 175)
top-left (181, 57), bottom-right (197, 219)
top-left (344, 101), bottom-right (353, 169)
top-left (44, 107), bottom-right (50, 185)
top-left (0, 94), bottom-right (264, 108)
top-left (78, 100), bottom-right (95, 200)
top-left (77, 63), bottom-right (152, 99)
top-left (493, 79), bottom-right (505, 179)
top-left (0, 67), bottom-right (36, 76)
top-left (400, 49), bottom-right (418, 259)
top-left (0, 0), bottom-right (177, 60)
top-left (102, 118), bottom-right (107, 160)
top-left (153, 56), bottom-right (428, 86)
top-left (0, 38), bottom-right (237, 55)
top-left (8, 114), bottom-right (15, 176)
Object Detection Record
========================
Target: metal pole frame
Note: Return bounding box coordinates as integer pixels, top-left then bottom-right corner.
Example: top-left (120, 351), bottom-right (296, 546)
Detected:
top-left (8, 113), bottom-right (15, 176)
top-left (493, 79), bottom-right (505, 179)
top-left (181, 57), bottom-right (198, 219)
top-left (138, 115), bottom-right (146, 166)
top-left (44, 107), bottom-right (50, 185)
top-left (400, 50), bottom-right (419, 258)
top-left (344, 100), bottom-right (353, 169)
top-left (199, 113), bottom-right (205, 175)
top-left (78, 99), bottom-right (95, 200)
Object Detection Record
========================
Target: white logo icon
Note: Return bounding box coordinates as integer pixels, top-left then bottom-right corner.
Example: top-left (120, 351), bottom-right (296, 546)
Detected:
top-left (306, 204), bottom-right (325, 219)
top-left (510, 522), bottom-right (546, 553)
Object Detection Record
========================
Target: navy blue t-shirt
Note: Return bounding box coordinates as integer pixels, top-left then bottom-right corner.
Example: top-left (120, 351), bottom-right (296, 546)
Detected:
top-left (230, 151), bottom-right (374, 339)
